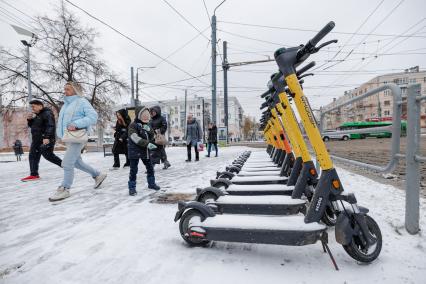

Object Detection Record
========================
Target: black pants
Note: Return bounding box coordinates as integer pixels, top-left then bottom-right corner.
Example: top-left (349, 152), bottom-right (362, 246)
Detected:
top-left (187, 144), bottom-right (199, 161)
top-left (29, 140), bottom-right (62, 176)
top-left (159, 146), bottom-right (168, 163)
top-left (113, 153), bottom-right (129, 167)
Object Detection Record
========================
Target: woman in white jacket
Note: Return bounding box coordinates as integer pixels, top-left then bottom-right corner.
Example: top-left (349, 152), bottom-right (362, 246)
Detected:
top-left (49, 82), bottom-right (107, 202)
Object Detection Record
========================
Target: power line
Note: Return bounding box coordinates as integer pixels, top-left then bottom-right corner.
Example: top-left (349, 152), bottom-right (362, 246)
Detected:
top-left (162, 0), bottom-right (210, 41)
top-left (150, 25), bottom-right (210, 69)
top-left (218, 29), bottom-right (289, 47)
top-left (322, 0), bottom-right (407, 71)
top-left (201, 0), bottom-right (211, 26)
top-left (0, 0), bottom-right (37, 21)
top-left (313, 0), bottom-right (385, 71)
top-left (63, 0), bottom-right (210, 87)
top-left (218, 19), bottom-right (426, 38)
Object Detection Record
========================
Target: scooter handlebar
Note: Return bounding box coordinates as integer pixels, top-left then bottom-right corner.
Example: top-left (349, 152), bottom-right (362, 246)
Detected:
top-left (297, 21), bottom-right (335, 60)
top-left (296, 61), bottom-right (316, 77)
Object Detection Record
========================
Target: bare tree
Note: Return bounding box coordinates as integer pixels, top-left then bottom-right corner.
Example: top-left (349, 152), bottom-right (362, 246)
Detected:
top-left (0, 1), bottom-right (128, 121)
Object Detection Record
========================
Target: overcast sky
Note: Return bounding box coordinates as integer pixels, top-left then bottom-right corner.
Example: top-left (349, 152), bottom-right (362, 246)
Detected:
top-left (1, 0), bottom-right (425, 119)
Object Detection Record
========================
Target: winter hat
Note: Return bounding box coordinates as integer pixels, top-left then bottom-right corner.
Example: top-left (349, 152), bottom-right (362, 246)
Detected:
top-left (138, 107), bottom-right (151, 123)
top-left (65, 81), bottom-right (83, 97)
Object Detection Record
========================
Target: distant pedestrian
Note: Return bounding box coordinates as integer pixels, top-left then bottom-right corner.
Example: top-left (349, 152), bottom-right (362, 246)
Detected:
top-left (13, 139), bottom-right (24, 161)
top-left (206, 122), bottom-right (218, 157)
top-left (185, 114), bottom-right (202, 162)
top-left (127, 106), bottom-right (161, 196)
top-left (21, 100), bottom-right (62, 182)
top-left (112, 108), bottom-right (131, 169)
top-left (49, 82), bottom-right (107, 202)
top-left (150, 106), bottom-right (171, 169)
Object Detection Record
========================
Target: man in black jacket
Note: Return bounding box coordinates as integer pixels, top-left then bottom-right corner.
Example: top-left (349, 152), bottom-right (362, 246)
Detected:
top-left (21, 100), bottom-right (62, 181)
top-left (150, 106), bottom-right (171, 169)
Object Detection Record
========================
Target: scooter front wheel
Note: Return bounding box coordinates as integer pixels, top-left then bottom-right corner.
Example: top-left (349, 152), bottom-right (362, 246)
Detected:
top-left (199, 193), bottom-right (218, 203)
top-left (179, 209), bottom-right (210, 247)
top-left (321, 205), bottom-right (338, 226)
top-left (343, 215), bottom-right (382, 263)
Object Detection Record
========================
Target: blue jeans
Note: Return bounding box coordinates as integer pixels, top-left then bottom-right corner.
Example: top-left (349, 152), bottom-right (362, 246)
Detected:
top-left (207, 142), bottom-right (218, 156)
top-left (128, 158), bottom-right (155, 189)
top-left (61, 143), bottom-right (100, 189)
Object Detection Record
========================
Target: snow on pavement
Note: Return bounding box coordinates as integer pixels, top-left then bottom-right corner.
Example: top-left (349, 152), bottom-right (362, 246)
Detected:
top-left (0, 146), bottom-right (425, 284)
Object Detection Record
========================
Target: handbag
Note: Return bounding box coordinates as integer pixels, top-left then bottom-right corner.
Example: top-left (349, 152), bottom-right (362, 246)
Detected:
top-left (154, 129), bottom-right (168, 145)
top-left (61, 99), bottom-right (88, 143)
top-left (197, 141), bottom-right (204, 152)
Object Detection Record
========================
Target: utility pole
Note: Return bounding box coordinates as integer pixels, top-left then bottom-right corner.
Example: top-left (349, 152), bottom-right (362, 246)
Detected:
top-left (222, 40), bottom-right (229, 143)
top-left (135, 71), bottom-right (139, 106)
top-left (211, 14), bottom-right (217, 124)
top-left (184, 89), bottom-right (187, 139)
top-left (202, 97), bottom-right (206, 143)
top-left (130, 67), bottom-right (135, 107)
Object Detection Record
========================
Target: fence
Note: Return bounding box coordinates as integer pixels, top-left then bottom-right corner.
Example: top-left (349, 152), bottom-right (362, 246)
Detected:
top-left (319, 83), bottom-right (423, 234)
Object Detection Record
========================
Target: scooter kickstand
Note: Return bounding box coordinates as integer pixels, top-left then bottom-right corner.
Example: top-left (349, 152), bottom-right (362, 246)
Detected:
top-left (321, 233), bottom-right (339, 271)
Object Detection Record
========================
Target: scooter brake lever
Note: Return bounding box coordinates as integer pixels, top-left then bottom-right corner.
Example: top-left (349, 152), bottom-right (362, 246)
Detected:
top-left (314, 39), bottom-right (338, 52)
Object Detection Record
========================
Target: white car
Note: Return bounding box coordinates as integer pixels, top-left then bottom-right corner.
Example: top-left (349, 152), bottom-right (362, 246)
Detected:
top-left (322, 130), bottom-right (350, 141)
top-left (171, 139), bottom-right (187, 147)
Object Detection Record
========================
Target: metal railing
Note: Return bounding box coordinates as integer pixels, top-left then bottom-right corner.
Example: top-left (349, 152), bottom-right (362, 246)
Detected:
top-left (405, 84), bottom-right (424, 234)
top-left (319, 84), bottom-right (402, 173)
top-left (318, 83), bottom-right (424, 234)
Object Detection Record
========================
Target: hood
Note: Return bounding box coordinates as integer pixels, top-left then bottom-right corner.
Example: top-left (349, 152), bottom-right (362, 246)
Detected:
top-left (151, 105), bottom-right (161, 118)
top-left (117, 108), bottom-right (131, 124)
top-left (136, 107), bottom-right (151, 123)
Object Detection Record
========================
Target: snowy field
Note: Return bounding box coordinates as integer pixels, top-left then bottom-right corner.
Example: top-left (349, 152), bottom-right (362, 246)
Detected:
top-left (0, 146), bottom-right (425, 284)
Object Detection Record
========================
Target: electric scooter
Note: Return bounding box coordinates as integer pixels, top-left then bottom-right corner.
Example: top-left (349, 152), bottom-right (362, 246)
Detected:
top-left (175, 22), bottom-right (382, 267)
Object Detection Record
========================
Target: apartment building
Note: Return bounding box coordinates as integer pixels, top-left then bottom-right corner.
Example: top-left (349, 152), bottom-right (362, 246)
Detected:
top-left (322, 66), bottom-right (426, 130)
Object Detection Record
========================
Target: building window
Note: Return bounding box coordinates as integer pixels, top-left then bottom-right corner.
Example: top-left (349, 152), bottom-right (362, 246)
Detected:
top-left (384, 110), bottom-right (390, 116)
top-left (409, 78), bottom-right (416, 83)
top-left (197, 105), bottom-right (200, 109)
top-left (384, 100), bottom-right (390, 106)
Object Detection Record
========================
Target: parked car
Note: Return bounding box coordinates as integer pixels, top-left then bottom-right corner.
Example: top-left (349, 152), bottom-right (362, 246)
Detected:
top-left (171, 139), bottom-right (187, 147)
top-left (322, 129), bottom-right (350, 141)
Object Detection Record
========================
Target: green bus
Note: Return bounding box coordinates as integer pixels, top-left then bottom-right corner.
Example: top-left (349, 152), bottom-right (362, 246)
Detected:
top-left (339, 121), bottom-right (407, 139)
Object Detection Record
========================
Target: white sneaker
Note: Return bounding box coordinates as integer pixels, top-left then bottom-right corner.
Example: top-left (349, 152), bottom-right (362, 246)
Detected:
top-left (49, 186), bottom-right (70, 202)
top-left (94, 172), bottom-right (107, 189)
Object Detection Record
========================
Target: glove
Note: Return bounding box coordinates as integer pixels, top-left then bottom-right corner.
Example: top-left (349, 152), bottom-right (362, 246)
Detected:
top-left (147, 143), bottom-right (157, 150)
top-left (143, 125), bottom-right (151, 131)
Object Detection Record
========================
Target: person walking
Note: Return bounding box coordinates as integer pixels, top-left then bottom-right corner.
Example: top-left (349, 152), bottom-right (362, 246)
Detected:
top-left (13, 139), bottom-right (24, 161)
top-left (128, 106), bottom-right (161, 196)
top-left (185, 114), bottom-right (202, 162)
top-left (21, 100), bottom-right (62, 182)
top-left (150, 105), bottom-right (171, 169)
top-left (112, 108), bottom-right (131, 169)
top-left (206, 122), bottom-right (218, 157)
top-left (49, 82), bottom-right (107, 202)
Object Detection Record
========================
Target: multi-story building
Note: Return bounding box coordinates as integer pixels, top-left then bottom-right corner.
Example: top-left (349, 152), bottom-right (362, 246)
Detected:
top-left (132, 95), bottom-right (244, 141)
top-left (322, 66), bottom-right (426, 130)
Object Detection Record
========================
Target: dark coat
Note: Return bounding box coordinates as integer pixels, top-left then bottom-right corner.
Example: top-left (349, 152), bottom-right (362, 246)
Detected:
top-left (149, 105), bottom-right (168, 164)
top-left (185, 119), bottom-right (202, 146)
top-left (112, 109), bottom-right (131, 155)
top-left (207, 126), bottom-right (218, 143)
top-left (27, 107), bottom-right (56, 142)
top-left (13, 140), bottom-right (24, 155)
top-left (127, 107), bottom-right (155, 160)
top-left (149, 105), bottom-right (167, 135)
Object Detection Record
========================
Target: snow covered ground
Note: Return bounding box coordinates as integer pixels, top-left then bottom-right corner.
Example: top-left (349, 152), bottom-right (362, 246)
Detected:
top-left (0, 146), bottom-right (425, 284)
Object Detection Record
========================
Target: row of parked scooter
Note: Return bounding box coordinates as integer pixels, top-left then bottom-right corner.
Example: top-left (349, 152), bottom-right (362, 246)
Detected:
top-left (174, 21), bottom-right (382, 269)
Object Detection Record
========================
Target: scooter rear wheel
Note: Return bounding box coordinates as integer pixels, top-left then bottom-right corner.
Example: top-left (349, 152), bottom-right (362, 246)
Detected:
top-left (179, 209), bottom-right (210, 247)
top-left (343, 215), bottom-right (382, 263)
